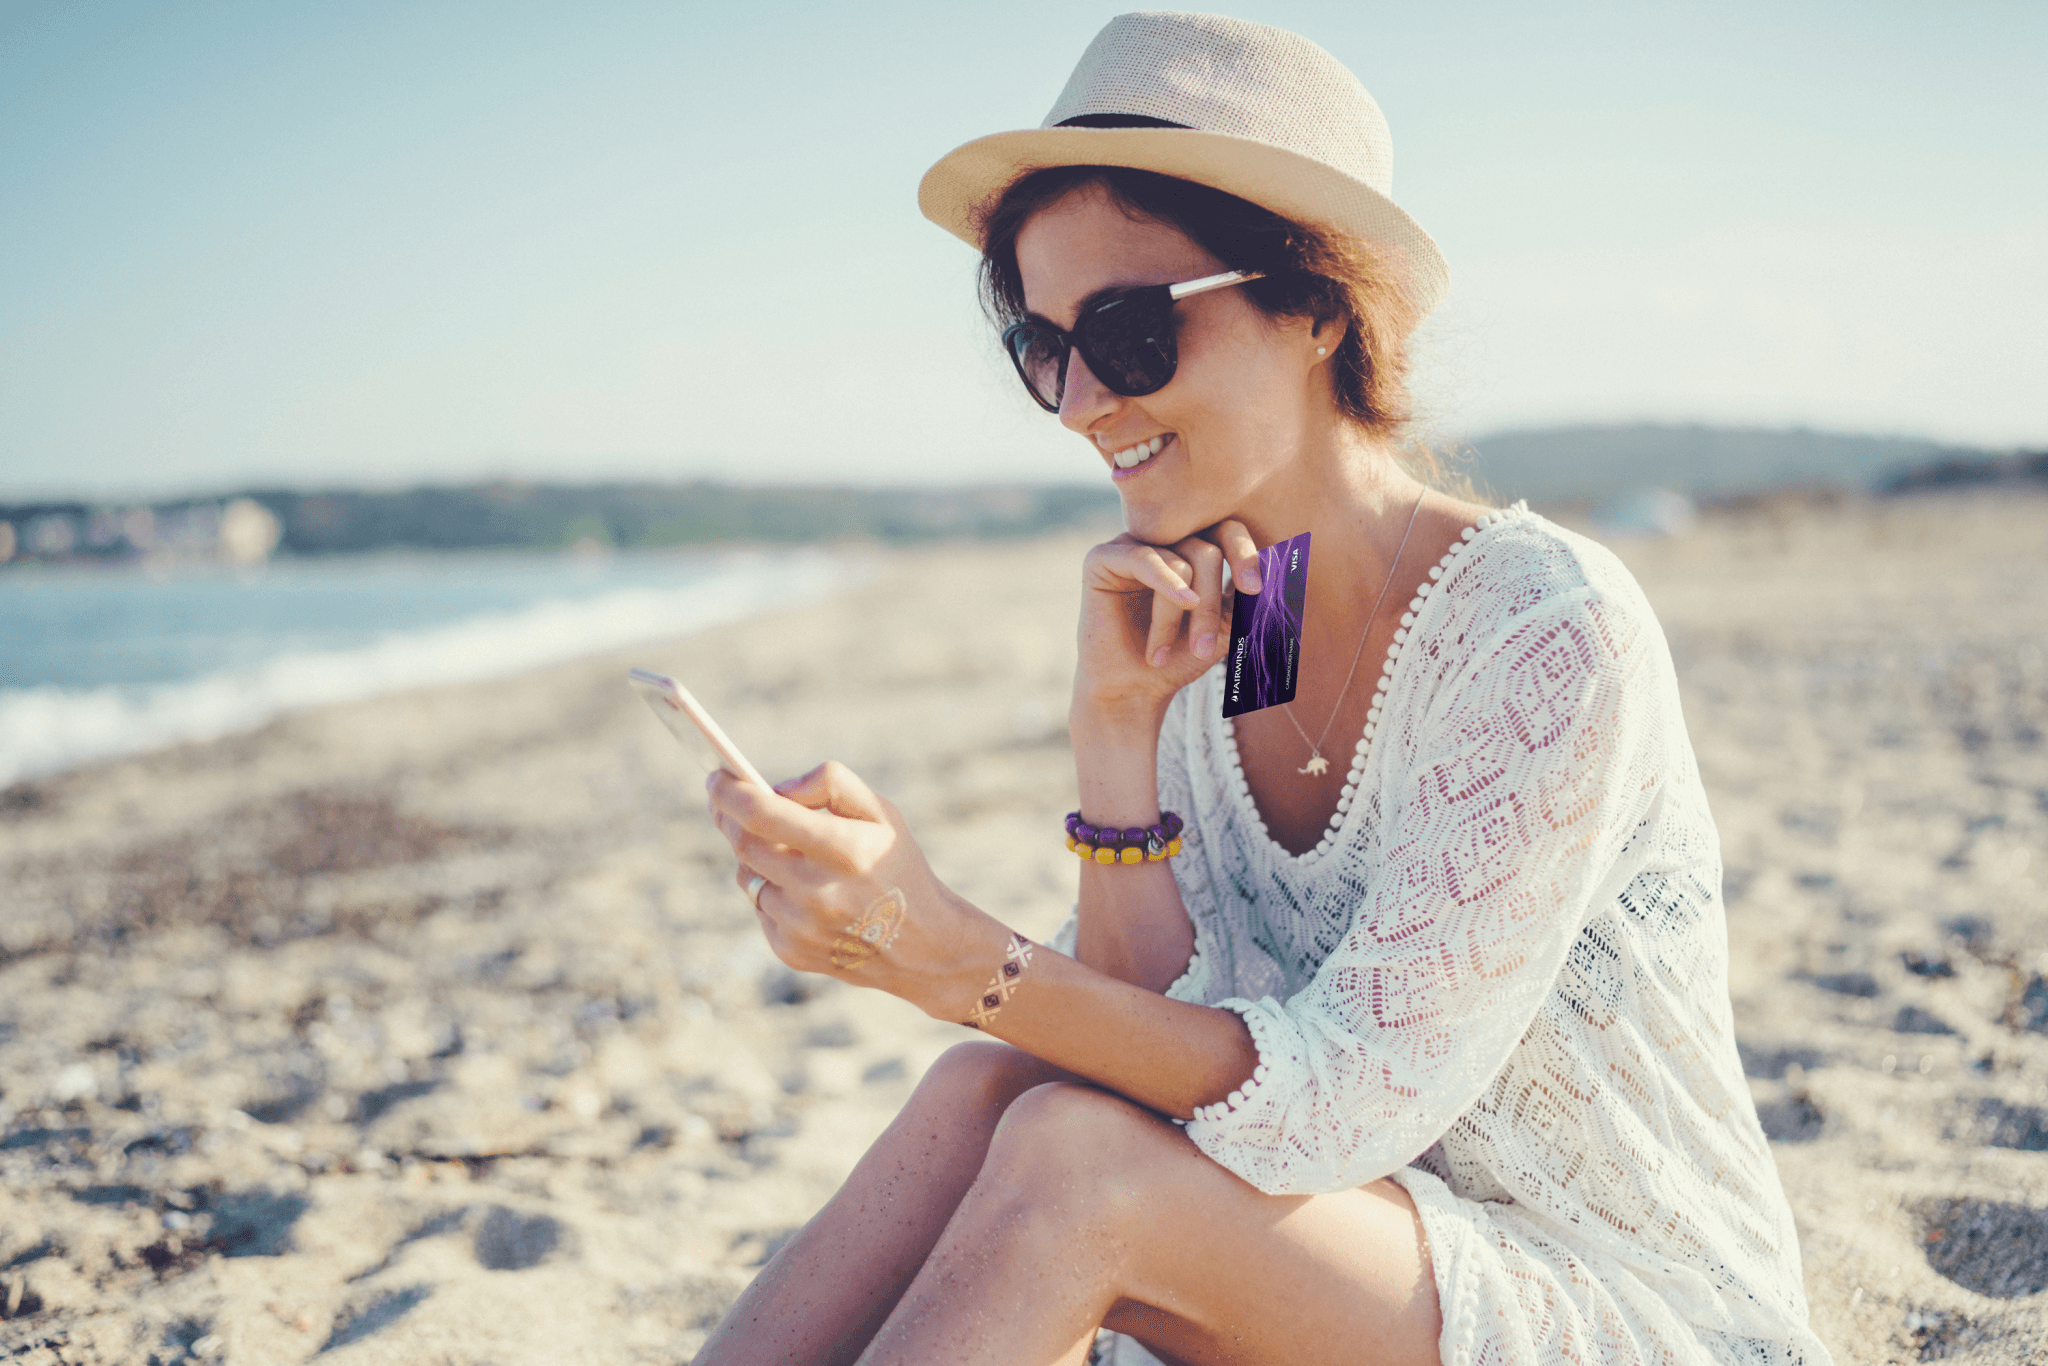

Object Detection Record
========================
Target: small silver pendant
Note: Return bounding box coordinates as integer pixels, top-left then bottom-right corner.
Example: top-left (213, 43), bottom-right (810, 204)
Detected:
top-left (1298, 754), bottom-right (1330, 776)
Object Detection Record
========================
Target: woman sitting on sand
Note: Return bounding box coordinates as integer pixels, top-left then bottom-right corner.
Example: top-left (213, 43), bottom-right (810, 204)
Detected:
top-left (699, 13), bottom-right (1829, 1365)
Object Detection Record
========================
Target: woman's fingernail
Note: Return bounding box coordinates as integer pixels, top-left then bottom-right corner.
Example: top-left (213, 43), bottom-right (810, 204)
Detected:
top-left (1241, 570), bottom-right (1262, 593)
top-left (1195, 633), bottom-right (1217, 659)
top-left (1151, 647), bottom-right (1170, 668)
top-left (1177, 589), bottom-right (1200, 606)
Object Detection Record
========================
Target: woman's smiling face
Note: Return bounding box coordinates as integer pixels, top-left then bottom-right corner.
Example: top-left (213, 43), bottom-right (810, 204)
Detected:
top-left (1013, 182), bottom-right (1334, 546)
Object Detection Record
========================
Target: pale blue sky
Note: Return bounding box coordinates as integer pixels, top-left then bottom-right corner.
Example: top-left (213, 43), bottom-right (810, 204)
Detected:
top-left (2, 0), bottom-right (2042, 499)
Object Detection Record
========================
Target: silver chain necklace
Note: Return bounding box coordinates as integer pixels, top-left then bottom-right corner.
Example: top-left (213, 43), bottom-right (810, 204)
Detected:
top-left (1280, 488), bottom-right (1427, 776)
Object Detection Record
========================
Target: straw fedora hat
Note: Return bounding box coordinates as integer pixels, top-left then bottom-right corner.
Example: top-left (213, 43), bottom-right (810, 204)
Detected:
top-left (918, 10), bottom-right (1448, 315)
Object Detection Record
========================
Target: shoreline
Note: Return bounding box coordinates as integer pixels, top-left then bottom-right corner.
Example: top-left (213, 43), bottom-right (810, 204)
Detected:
top-left (0, 543), bottom-right (863, 790)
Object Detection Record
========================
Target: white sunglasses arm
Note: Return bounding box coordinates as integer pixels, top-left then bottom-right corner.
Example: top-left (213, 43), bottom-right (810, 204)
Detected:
top-left (1167, 269), bottom-right (1265, 300)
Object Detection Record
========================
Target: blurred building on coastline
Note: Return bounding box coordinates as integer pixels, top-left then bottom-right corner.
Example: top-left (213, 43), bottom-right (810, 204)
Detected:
top-left (0, 497), bottom-right (280, 569)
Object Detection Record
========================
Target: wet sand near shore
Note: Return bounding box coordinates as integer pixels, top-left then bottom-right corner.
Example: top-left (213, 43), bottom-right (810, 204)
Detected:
top-left (2, 488), bottom-right (2044, 1364)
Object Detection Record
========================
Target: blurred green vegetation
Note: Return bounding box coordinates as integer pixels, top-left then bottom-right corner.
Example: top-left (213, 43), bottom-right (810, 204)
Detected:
top-left (255, 482), bottom-right (1119, 554)
top-left (0, 481), bottom-right (1121, 561)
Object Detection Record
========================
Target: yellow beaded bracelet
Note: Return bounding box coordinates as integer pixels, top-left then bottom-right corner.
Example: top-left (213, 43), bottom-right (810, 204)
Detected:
top-left (1063, 812), bottom-right (1184, 864)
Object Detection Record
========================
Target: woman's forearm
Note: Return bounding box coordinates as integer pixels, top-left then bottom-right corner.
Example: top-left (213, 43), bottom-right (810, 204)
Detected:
top-left (855, 877), bottom-right (1252, 1118)
top-left (963, 936), bottom-right (1258, 1119)
top-left (1068, 703), bottom-right (1197, 993)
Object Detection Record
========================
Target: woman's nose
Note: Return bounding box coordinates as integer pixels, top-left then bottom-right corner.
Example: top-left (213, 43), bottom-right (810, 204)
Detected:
top-left (1057, 348), bottom-right (1119, 433)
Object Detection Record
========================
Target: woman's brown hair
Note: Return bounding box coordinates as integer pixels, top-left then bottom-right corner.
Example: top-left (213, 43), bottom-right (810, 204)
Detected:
top-left (976, 165), bottom-right (1421, 442)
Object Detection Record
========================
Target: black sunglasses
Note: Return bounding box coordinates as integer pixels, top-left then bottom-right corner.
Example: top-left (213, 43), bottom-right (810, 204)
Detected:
top-left (1001, 269), bottom-right (1265, 413)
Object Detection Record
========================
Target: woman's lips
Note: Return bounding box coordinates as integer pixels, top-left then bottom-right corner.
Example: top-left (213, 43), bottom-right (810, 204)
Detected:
top-left (1110, 434), bottom-right (1174, 482)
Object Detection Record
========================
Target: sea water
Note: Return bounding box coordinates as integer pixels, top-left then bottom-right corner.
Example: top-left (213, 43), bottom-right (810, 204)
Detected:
top-left (0, 547), bottom-right (849, 786)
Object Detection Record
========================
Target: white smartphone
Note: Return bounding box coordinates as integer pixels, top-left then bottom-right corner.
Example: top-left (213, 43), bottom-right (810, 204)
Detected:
top-left (627, 667), bottom-right (773, 789)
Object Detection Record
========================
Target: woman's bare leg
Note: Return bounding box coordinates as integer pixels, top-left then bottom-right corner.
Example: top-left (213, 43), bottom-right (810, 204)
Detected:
top-left (858, 1081), bottom-right (1441, 1366)
top-left (693, 1040), bottom-right (1077, 1366)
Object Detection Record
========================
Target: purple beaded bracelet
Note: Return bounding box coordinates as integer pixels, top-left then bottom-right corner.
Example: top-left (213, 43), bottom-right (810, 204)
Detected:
top-left (1065, 811), bottom-right (1184, 865)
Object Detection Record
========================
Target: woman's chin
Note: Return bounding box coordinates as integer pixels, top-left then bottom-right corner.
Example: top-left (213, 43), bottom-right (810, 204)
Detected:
top-left (1114, 485), bottom-right (1196, 544)
top-left (1117, 489), bottom-right (1210, 548)
top-left (1119, 508), bottom-right (1186, 548)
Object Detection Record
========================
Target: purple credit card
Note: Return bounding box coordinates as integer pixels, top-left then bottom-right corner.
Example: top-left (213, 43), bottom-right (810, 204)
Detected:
top-left (1222, 531), bottom-right (1309, 718)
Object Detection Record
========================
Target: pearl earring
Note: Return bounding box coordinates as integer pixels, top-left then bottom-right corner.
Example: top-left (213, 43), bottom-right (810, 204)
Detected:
top-left (1315, 346), bottom-right (1327, 356)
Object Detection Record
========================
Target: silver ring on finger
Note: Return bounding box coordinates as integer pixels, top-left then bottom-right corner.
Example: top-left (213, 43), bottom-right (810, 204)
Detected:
top-left (745, 873), bottom-right (768, 910)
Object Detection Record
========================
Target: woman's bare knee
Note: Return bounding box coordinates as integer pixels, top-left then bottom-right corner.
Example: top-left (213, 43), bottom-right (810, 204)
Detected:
top-left (899, 1040), bottom-right (1072, 1129)
top-left (981, 1082), bottom-right (1186, 1225)
top-left (993, 1080), bottom-right (1171, 1153)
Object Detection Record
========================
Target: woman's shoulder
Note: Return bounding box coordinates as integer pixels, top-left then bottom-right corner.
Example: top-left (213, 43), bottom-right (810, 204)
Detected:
top-left (1421, 503), bottom-right (1661, 666)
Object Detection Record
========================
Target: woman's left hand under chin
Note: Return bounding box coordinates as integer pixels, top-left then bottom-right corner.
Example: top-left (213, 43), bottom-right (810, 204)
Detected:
top-left (705, 761), bottom-right (998, 1019)
top-left (1073, 517), bottom-right (1268, 722)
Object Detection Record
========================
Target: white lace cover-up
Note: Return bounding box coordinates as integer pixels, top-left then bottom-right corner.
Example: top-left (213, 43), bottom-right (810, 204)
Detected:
top-left (1066, 506), bottom-right (1831, 1366)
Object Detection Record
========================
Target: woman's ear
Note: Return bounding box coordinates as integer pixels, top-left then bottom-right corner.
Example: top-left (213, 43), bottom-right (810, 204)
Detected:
top-left (1308, 312), bottom-right (1349, 361)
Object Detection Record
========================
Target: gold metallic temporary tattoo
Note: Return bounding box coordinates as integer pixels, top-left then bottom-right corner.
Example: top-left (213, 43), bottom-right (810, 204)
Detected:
top-left (965, 934), bottom-right (1035, 1030)
top-left (829, 888), bottom-right (908, 970)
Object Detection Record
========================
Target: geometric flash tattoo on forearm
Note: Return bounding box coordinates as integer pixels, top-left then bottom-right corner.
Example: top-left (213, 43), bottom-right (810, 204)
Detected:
top-left (964, 934), bottom-right (1034, 1030)
top-left (829, 887), bottom-right (908, 970)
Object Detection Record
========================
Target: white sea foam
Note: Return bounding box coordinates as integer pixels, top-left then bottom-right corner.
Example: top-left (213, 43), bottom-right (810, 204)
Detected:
top-left (0, 550), bottom-right (853, 786)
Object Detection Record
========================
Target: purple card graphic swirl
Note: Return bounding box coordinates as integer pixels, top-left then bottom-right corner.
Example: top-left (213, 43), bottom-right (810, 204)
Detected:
top-left (1222, 531), bottom-right (1309, 718)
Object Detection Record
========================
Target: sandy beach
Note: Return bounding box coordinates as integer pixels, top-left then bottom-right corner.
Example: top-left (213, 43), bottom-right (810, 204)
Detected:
top-left (3, 487), bottom-right (2045, 1365)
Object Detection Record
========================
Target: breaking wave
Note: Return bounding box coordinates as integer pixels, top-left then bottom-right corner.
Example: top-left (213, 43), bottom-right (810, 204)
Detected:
top-left (0, 549), bottom-right (850, 786)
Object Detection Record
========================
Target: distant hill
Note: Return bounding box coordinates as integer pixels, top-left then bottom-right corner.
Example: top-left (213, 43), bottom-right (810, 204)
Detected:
top-left (1459, 424), bottom-right (1992, 504)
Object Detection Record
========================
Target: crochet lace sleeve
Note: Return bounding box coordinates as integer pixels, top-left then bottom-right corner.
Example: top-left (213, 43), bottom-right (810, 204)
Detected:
top-left (1182, 584), bottom-right (1668, 1195)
